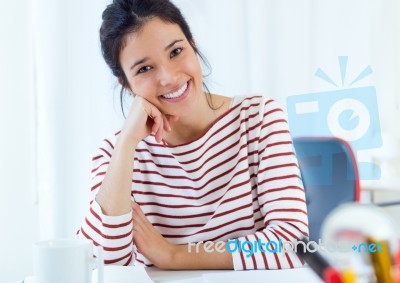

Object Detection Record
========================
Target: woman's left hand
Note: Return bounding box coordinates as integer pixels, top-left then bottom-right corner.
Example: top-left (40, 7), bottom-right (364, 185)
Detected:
top-left (131, 202), bottom-right (176, 269)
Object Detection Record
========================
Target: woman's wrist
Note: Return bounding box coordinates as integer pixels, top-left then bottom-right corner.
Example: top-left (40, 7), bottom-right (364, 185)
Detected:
top-left (95, 133), bottom-right (139, 216)
top-left (164, 243), bottom-right (234, 270)
top-left (146, 242), bottom-right (179, 270)
top-left (165, 244), bottom-right (182, 269)
top-left (116, 132), bottom-right (140, 152)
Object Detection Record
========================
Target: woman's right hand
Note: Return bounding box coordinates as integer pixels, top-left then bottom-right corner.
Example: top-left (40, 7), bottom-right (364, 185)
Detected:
top-left (121, 96), bottom-right (176, 144)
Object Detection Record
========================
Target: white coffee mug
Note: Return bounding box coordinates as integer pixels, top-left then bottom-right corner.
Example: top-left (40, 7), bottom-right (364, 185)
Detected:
top-left (33, 239), bottom-right (104, 283)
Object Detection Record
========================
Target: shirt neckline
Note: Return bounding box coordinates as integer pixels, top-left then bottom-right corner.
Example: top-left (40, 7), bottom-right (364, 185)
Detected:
top-left (161, 96), bottom-right (243, 148)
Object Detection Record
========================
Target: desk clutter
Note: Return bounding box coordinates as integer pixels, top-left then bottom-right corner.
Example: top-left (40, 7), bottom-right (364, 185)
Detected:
top-left (299, 203), bottom-right (400, 283)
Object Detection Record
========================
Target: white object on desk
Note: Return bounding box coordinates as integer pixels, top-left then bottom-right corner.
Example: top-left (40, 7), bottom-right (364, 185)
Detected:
top-left (33, 239), bottom-right (102, 283)
top-left (202, 267), bottom-right (322, 283)
top-left (92, 266), bottom-right (154, 283)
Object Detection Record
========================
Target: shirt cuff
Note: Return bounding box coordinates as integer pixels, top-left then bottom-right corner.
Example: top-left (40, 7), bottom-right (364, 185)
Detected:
top-left (92, 199), bottom-right (132, 225)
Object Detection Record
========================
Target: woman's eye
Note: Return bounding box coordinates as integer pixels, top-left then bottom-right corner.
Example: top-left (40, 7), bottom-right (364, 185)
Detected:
top-left (170, 47), bottom-right (183, 58)
top-left (137, 66), bottom-right (152, 74)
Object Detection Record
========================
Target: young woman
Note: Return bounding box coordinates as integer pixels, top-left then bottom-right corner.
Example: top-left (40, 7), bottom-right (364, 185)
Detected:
top-left (77, 0), bottom-right (308, 271)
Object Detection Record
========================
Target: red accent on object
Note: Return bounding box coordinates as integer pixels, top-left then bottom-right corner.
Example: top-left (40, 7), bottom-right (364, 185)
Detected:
top-left (323, 267), bottom-right (342, 283)
top-left (394, 246), bottom-right (400, 283)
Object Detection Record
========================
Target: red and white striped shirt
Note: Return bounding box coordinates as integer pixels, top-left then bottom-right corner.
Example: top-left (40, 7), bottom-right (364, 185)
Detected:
top-left (77, 95), bottom-right (309, 270)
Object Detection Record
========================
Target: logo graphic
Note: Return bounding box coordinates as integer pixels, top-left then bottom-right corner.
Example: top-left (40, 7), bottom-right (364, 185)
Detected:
top-left (187, 239), bottom-right (385, 257)
top-left (286, 56), bottom-right (382, 180)
top-left (352, 243), bottom-right (383, 253)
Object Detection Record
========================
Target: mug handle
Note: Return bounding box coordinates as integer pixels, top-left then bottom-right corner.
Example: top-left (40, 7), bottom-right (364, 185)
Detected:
top-left (90, 245), bottom-right (104, 283)
top-left (95, 246), bottom-right (104, 283)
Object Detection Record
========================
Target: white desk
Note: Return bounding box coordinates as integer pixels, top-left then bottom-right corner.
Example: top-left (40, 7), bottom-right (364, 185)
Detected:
top-left (18, 266), bottom-right (323, 283)
top-left (147, 267), bottom-right (322, 283)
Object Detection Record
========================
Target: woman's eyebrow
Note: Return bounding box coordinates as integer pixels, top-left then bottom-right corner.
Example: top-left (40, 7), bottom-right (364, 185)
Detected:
top-left (164, 39), bottom-right (184, 50)
top-left (129, 39), bottom-right (185, 71)
top-left (130, 57), bottom-right (149, 71)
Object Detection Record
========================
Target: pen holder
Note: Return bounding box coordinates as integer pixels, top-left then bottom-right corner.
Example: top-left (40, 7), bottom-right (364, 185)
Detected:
top-left (321, 203), bottom-right (400, 283)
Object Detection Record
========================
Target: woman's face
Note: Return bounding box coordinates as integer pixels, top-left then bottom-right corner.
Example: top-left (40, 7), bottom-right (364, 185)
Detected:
top-left (119, 17), bottom-right (204, 117)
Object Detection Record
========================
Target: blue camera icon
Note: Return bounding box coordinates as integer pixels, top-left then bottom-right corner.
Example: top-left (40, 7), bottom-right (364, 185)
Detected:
top-left (286, 58), bottom-right (382, 181)
top-left (287, 87), bottom-right (381, 151)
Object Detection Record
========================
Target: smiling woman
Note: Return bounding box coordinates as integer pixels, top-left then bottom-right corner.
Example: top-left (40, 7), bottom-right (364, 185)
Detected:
top-left (77, 0), bottom-right (308, 271)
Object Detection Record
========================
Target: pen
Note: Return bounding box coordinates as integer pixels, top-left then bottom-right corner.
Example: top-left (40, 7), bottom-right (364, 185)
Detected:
top-left (367, 237), bottom-right (393, 283)
top-left (296, 238), bottom-right (342, 283)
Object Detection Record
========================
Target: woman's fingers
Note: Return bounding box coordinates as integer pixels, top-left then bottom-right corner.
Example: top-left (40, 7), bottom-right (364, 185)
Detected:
top-left (163, 114), bottom-right (171, 132)
top-left (146, 105), bottom-right (164, 142)
top-left (132, 213), bottom-right (144, 235)
top-left (147, 107), bottom-right (177, 142)
top-left (154, 122), bottom-right (164, 143)
top-left (164, 114), bottom-right (179, 131)
top-left (132, 202), bottom-right (151, 233)
top-left (132, 203), bottom-right (150, 226)
top-left (124, 96), bottom-right (180, 143)
top-left (124, 96), bottom-right (166, 142)
top-left (139, 99), bottom-right (180, 142)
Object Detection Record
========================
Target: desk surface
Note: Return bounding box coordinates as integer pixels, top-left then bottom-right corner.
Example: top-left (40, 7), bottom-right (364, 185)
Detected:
top-left (19, 266), bottom-right (323, 283)
top-left (143, 266), bottom-right (322, 283)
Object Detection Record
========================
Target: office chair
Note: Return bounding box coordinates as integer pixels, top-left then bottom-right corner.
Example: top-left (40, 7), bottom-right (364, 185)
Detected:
top-left (293, 137), bottom-right (360, 242)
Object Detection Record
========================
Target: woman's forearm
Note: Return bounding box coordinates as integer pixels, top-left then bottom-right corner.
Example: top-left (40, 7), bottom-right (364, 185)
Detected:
top-left (170, 243), bottom-right (233, 270)
top-left (95, 134), bottom-right (139, 216)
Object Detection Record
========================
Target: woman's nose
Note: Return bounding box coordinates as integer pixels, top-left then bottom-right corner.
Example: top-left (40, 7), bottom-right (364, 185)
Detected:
top-left (157, 63), bottom-right (179, 87)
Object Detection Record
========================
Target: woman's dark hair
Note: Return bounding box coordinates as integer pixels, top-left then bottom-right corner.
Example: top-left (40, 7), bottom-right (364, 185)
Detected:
top-left (100, 0), bottom-right (212, 116)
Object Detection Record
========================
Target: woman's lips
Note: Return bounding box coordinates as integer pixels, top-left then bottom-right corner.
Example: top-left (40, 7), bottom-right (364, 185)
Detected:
top-left (160, 80), bottom-right (191, 103)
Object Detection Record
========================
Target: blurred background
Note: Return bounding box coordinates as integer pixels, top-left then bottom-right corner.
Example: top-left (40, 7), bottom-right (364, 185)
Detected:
top-left (1, 0), bottom-right (399, 281)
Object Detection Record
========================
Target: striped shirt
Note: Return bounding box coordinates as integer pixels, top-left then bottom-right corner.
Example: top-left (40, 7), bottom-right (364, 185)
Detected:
top-left (77, 95), bottom-right (309, 270)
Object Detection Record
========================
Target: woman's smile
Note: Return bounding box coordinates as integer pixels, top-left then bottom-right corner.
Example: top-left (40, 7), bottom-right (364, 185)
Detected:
top-left (159, 79), bottom-right (191, 103)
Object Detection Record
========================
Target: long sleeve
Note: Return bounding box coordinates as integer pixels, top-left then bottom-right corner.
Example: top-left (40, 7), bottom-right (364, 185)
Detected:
top-left (230, 99), bottom-right (309, 270)
top-left (76, 136), bottom-right (135, 266)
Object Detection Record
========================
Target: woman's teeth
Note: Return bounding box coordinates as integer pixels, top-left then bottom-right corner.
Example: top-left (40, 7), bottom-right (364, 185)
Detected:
top-left (162, 82), bottom-right (188, 99)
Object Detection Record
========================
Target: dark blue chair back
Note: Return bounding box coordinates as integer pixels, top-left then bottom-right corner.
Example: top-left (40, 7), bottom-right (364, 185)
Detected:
top-left (293, 137), bottom-right (360, 241)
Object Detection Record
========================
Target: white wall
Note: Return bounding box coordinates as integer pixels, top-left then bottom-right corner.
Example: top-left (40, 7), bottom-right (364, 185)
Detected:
top-left (176, 0), bottom-right (400, 182)
top-left (0, 1), bottom-right (38, 282)
top-left (32, 0), bottom-right (120, 241)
